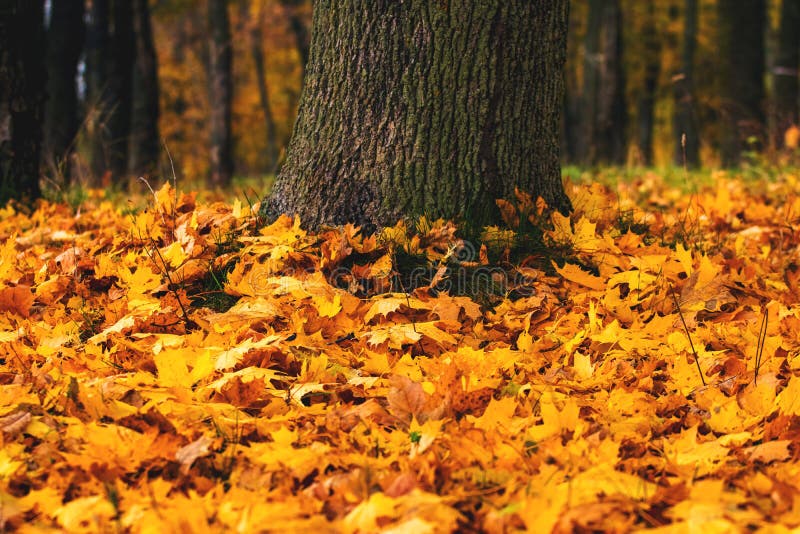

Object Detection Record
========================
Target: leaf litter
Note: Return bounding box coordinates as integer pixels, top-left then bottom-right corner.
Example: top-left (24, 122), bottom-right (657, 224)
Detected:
top-left (1, 171), bottom-right (800, 531)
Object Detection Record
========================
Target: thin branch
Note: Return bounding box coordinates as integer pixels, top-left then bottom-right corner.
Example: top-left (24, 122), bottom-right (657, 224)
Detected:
top-left (670, 285), bottom-right (706, 387)
top-left (755, 305), bottom-right (768, 385)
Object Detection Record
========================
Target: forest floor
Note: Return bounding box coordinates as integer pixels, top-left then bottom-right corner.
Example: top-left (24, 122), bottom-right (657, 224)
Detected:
top-left (1, 168), bottom-right (800, 532)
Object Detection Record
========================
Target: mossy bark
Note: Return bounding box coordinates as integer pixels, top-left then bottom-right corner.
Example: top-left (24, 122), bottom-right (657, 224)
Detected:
top-left (263, 0), bottom-right (571, 230)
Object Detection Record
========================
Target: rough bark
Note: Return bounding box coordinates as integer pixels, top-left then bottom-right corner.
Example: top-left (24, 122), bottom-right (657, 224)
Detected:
top-left (0, 0), bottom-right (46, 204)
top-left (717, 0), bottom-right (766, 166)
top-left (636, 0), bottom-right (660, 166)
top-left (578, 0), bottom-right (626, 165)
top-left (263, 0), bottom-right (571, 231)
top-left (673, 0), bottom-right (700, 167)
top-left (129, 0), bottom-right (161, 179)
top-left (43, 0), bottom-right (85, 185)
top-left (241, 0), bottom-right (277, 171)
top-left (774, 0), bottom-right (800, 142)
top-left (207, 0), bottom-right (234, 187)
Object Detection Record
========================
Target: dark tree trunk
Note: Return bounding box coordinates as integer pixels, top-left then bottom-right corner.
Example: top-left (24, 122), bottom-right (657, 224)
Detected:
top-left (673, 0), bottom-right (700, 167)
top-left (279, 0), bottom-right (310, 78)
top-left (207, 0), bottom-right (233, 187)
top-left (717, 0), bottom-right (766, 166)
top-left (241, 0), bottom-right (277, 171)
top-left (128, 0), bottom-right (160, 179)
top-left (106, 0), bottom-right (134, 182)
top-left (578, 0), bottom-right (626, 165)
top-left (43, 0), bottom-right (85, 185)
top-left (86, 0), bottom-right (111, 182)
top-left (263, 1), bottom-right (571, 230)
top-left (86, 0), bottom-right (135, 185)
top-left (636, 0), bottom-right (660, 166)
top-left (0, 0), bottom-right (46, 205)
top-left (774, 0), bottom-right (800, 142)
top-left (562, 3), bottom-right (583, 164)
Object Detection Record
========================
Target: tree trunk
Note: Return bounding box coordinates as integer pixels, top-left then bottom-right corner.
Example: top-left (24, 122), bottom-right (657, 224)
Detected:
top-left (86, 0), bottom-right (135, 185)
top-left (636, 0), bottom-right (660, 166)
top-left (562, 3), bottom-right (583, 164)
top-left (43, 0), bottom-right (85, 185)
top-left (578, 0), bottom-right (626, 165)
top-left (86, 0), bottom-right (111, 182)
top-left (128, 0), bottom-right (160, 179)
top-left (263, 0), bottom-right (571, 230)
top-left (0, 0), bottom-right (46, 205)
top-left (107, 0), bottom-right (135, 183)
top-left (774, 0), bottom-right (800, 143)
top-left (207, 0), bottom-right (234, 187)
top-left (717, 0), bottom-right (766, 166)
top-left (241, 0), bottom-right (278, 171)
top-left (673, 0), bottom-right (700, 167)
top-left (279, 0), bottom-right (310, 78)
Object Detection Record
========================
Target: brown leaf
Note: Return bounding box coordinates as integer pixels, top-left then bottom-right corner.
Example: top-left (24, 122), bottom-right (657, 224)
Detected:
top-left (0, 286), bottom-right (33, 318)
top-left (387, 375), bottom-right (427, 421)
top-left (0, 410), bottom-right (31, 437)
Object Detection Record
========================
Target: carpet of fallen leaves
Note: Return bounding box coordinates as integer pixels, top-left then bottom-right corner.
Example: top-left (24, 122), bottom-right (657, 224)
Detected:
top-left (2, 171), bottom-right (800, 532)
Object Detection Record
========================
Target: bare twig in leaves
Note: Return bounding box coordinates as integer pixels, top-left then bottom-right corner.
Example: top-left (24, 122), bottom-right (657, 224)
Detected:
top-left (755, 305), bottom-right (768, 385)
top-left (670, 285), bottom-right (706, 387)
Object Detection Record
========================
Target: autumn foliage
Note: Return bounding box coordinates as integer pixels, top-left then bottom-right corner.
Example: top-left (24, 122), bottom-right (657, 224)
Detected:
top-left (2, 172), bottom-right (800, 531)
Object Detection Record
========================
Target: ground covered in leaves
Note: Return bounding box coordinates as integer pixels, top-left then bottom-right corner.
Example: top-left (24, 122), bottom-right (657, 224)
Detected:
top-left (2, 172), bottom-right (800, 532)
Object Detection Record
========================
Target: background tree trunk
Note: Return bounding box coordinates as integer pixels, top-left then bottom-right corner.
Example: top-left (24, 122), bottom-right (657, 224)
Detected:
top-left (207, 0), bottom-right (234, 187)
top-left (128, 0), bottom-right (161, 179)
top-left (87, 0), bottom-right (135, 185)
top-left (578, 0), bottom-right (626, 165)
top-left (0, 0), bottom-right (46, 204)
top-left (106, 0), bottom-right (135, 183)
top-left (44, 0), bottom-right (85, 185)
top-left (717, 0), bottom-right (766, 166)
top-left (279, 0), bottom-right (310, 78)
top-left (673, 0), bottom-right (700, 167)
top-left (636, 0), bottom-right (660, 166)
top-left (86, 0), bottom-right (110, 183)
top-left (263, 0), bottom-right (571, 230)
top-left (774, 0), bottom-right (800, 144)
top-left (241, 0), bottom-right (278, 172)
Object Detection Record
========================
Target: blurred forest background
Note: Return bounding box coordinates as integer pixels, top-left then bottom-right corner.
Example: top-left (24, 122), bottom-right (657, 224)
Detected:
top-left (9, 0), bottom-right (800, 196)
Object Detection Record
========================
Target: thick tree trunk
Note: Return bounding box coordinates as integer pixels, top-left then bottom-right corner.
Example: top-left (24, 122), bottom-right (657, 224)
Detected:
top-left (578, 0), bottom-right (626, 165)
top-left (43, 0), bottom-right (85, 185)
top-left (0, 0), bottom-right (46, 204)
top-left (241, 0), bottom-right (278, 171)
top-left (636, 0), bottom-right (660, 166)
top-left (774, 0), bottom-right (800, 143)
top-left (128, 0), bottom-right (160, 179)
top-left (207, 0), bottom-right (234, 187)
top-left (673, 0), bottom-right (700, 167)
top-left (263, 0), bottom-right (571, 230)
top-left (717, 0), bottom-right (766, 166)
